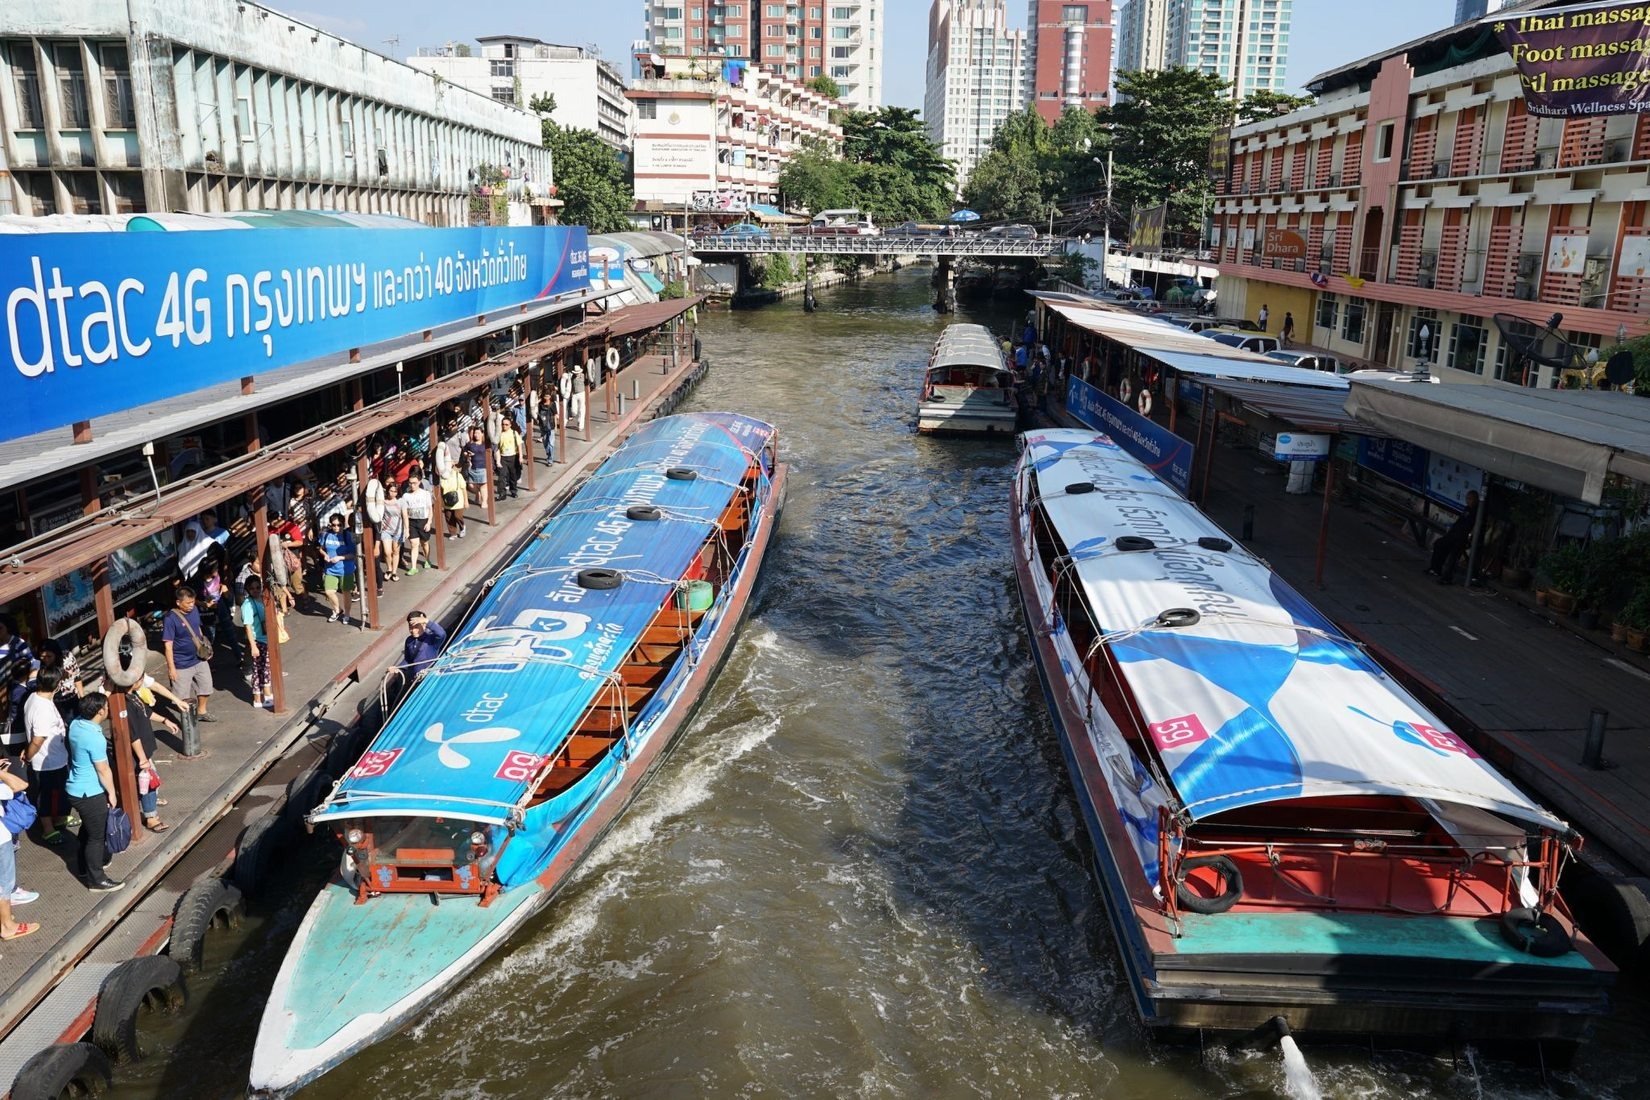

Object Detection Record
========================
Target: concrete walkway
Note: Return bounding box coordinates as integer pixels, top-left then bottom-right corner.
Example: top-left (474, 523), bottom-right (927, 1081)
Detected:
top-left (0, 348), bottom-right (706, 1070)
top-left (1192, 432), bottom-right (1650, 878)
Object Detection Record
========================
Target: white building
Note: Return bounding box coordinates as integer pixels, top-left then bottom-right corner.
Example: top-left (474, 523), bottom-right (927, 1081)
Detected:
top-left (627, 54), bottom-right (840, 213)
top-left (640, 1), bottom-right (883, 111)
top-left (925, 0), bottom-right (1026, 190)
top-left (407, 36), bottom-right (632, 151)
top-left (1116, 0), bottom-right (1290, 99)
top-left (0, 0), bottom-right (554, 225)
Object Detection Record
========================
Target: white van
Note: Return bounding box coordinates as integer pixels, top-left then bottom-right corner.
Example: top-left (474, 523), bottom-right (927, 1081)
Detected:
top-left (803, 208), bottom-right (877, 236)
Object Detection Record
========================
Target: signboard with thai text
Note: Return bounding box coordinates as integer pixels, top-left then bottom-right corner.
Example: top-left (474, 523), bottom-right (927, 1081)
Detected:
top-left (1065, 376), bottom-right (1194, 494)
top-left (1270, 432), bottom-right (1332, 461)
top-left (1491, 1), bottom-right (1650, 116)
top-left (41, 529), bottom-right (177, 637)
top-left (1, 226), bottom-right (590, 446)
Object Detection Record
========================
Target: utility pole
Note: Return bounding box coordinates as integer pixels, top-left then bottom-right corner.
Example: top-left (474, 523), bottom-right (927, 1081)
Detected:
top-left (1101, 149), bottom-right (1113, 291)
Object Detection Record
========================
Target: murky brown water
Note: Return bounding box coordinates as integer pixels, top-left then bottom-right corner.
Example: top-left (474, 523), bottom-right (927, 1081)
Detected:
top-left (114, 268), bottom-right (1650, 1099)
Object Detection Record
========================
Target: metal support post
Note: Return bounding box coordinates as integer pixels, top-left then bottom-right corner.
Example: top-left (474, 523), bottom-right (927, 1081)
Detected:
top-left (1582, 708), bottom-right (1611, 769)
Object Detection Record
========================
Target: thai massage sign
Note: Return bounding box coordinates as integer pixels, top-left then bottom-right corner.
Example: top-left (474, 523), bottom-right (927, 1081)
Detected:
top-left (1, 225), bottom-right (590, 446)
top-left (1492, 1), bottom-right (1650, 116)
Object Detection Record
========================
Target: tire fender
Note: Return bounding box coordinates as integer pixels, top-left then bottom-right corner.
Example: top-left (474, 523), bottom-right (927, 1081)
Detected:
top-left (167, 876), bottom-right (244, 974)
top-left (1174, 855), bottom-right (1243, 915)
top-left (606, 346), bottom-right (620, 371)
top-left (92, 956), bottom-right (186, 1063)
top-left (10, 1043), bottom-right (113, 1100)
top-left (102, 619), bottom-right (148, 690)
top-left (284, 768), bottom-right (336, 829)
top-left (232, 813), bottom-right (288, 897)
top-left (1500, 906), bottom-right (1575, 958)
top-left (364, 478), bottom-right (386, 525)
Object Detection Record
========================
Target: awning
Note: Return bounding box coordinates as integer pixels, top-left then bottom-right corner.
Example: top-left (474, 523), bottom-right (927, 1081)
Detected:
top-left (1157, 351), bottom-right (1350, 390)
top-left (747, 203), bottom-right (805, 225)
top-left (1198, 377), bottom-right (1369, 433)
top-left (1345, 380), bottom-right (1650, 504)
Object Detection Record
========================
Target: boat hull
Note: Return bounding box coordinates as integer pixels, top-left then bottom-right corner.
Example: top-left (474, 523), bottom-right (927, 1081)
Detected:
top-left (1008, 468), bottom-right (1610, 1044)
top-left (916, 406), bottom-right (1017, 435)
top-left (251, 464), bottom-right (787, 1096)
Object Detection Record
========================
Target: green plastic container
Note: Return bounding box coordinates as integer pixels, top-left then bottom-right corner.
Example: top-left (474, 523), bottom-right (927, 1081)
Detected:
top-left (675, 580), bottom-right (715, 611)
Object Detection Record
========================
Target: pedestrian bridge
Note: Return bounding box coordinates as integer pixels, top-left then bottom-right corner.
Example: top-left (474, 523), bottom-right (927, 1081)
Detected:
top-left (688, 233), bottom-right (1072, 259)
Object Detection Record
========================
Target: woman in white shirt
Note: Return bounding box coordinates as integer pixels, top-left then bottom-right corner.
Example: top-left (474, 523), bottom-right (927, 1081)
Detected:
top-left (23, 667), bottom-right (70, 843)
top-left (401, 473), bottom-right (434, 576)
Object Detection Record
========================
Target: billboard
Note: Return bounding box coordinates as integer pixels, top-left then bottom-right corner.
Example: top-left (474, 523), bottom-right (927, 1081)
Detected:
top-left (1493, 2), bottom-right (1650, 117)
top-left (1130, 203), bottom-right (1167, 252)
top-left (1065, 377), bottom-right (1194, 494)
top-left (2, 225), bottom-right (590, 446)
top-left (1264, 229), bottom-right (1308, 262)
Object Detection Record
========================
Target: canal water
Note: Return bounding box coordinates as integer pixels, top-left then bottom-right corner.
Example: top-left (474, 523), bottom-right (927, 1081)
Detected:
top-left (116, 267), bottom-right (1649, 1099)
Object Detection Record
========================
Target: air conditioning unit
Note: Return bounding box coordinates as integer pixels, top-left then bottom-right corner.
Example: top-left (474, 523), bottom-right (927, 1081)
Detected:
top-left (1418, 251), bottom-right (1438, 271)
top-left (1328, 171), bottom-right (1341, 186)
top-left (1516, 253), bottom-right (1541, 278)
top-left (1604, 139), bottom-right (1629, 163)
top-left (1416, 271), bottom-right (1435, 289)
top-left (1514, 278), bottom-right (1538, 300)
top-left (1433, 158), bottom-right (1449, 178)
top-left (1534, 149), bottom-right (1556, 170)
top-left (1581, 256), bottom-right (1608, 299)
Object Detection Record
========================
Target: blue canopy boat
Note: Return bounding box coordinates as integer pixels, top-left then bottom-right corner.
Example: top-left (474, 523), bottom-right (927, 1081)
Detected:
top-left (250, 412), bottom-right (785, 1096)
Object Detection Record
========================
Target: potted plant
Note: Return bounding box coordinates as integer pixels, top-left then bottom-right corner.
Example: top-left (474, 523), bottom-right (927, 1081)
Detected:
top-left (1501, 491), bottom-right (1551, 589)
top-left (1538, 544), bottom-right (1588, 615)
top-left (1620, 588), bottom-right (1650, 653)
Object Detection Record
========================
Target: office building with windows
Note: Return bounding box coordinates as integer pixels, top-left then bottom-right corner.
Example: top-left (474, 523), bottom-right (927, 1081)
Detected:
top-left (641, 1), bottom-right (882, 111)
top-left (408, 37), bottom-right (632, 151)
top-left (0, 0), bottom-right (553, 224)
top-left (1024, 1), bottom-right (1112, 123)
top-left (1454, 0), bottom-right (1510, 24)
top-left (925, 0), bottom-right (1027, 189)
top-left (1116, 0), bottom-right (1168, 74)
top-left (1116, 0), bottom-right (1289, 99)
top-left (1209, 18), bottom-right (1650, 386)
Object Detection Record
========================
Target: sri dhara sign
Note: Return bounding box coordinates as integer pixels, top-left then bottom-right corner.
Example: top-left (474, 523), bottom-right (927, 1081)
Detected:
top-left (1, 225), bottom-right (590, 446)
top-left (1263, 228), bottom-right (1308, 262)
top-left (1491, 1), bottom-right (1650, 116)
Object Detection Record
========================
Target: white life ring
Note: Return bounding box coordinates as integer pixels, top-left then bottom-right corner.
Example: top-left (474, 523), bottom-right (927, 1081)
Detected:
top-left (102, 619), bottom-right (148, 689)
top-left (434, 444), bottom-right (454, 478)
top-left (1118, 377), bottom-right (1133, 404)
top-left (606, 347), bottom-right (620, 371)
top-left (585, 358), bottom-right (598, 386)
top-left (364, 478), bottom-right (386, 525)
top-left (1137, 388), bottom-right (1154, 417)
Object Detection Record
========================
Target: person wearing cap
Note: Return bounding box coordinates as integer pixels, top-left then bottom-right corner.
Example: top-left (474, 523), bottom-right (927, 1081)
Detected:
top-left (398, 612), bottom-right (447, 686)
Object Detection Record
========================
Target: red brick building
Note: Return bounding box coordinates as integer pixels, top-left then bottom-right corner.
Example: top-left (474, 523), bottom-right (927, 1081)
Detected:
top-left (1025, 0), bottom-right (1113, 124)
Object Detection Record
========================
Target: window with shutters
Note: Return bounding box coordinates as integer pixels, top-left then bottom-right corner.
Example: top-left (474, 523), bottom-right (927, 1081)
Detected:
top-left (54, 43), bottom-right (90, 128)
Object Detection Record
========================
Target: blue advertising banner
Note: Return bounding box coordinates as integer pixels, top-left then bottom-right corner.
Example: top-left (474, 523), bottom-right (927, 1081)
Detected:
top-left (1065, 376), bottom-right (1194, 494)
top-left (1356, 436), bottom-right (1484, 509)
top-left (2, 225), bottom-right (590, 445)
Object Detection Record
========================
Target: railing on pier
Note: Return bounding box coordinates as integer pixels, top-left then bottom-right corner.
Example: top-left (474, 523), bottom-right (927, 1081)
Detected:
top-left (686, 232), bottom-right (1071, 258)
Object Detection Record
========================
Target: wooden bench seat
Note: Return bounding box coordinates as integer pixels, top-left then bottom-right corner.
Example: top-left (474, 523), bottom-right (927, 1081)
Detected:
top-left (619, 663), bottom-right (667, 688)
top-left (577, 708), bottom-right (626, 734)
top-left (563, 733), bottom-right (619, 767)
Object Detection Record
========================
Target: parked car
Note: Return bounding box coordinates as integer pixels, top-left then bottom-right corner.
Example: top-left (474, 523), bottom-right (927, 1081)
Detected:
top-left (703, 222), bottom-right (771, 241)
top-left (1212, 316), bottom-right (1262, 331)
top-left (1202, 330), bottom-right (1281, 355)
top-left (800, 208), bottom-right (878, 235)
top-left (891, 221), bottom-right (955, 237)
top-left (1268, 349), bottom-right (1345, 374)
top-left (985, 224), bottom-right (1039, 240)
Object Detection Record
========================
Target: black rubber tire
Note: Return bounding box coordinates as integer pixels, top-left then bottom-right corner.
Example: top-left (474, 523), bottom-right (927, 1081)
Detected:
top-left (284, 768), bottom-right (334, 829)
top-left (232, 813), bottom-right (287, 897)
top-left (324, 732), bottom-right (365, 779)
top-left (10, 1042), bottom-right (113, 1100)
top-left (101, 620), bottom-right (148, 690)
top-left (1500, 906), bottom-right (1575, 958)
top-left (1561, 869), bottom-right (1650, 975)
top-left (91, 956), bottom-right (186, 1064)
top-left (167, 876), bottom-right (244, 974)
top-left (1175, 855), bottom-right (1244, 915)
top-left (577, 568), bottom-right (623, 590)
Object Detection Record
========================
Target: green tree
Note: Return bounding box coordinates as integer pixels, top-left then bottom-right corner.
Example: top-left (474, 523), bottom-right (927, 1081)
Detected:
top-left (1106, 67), bottom-right (1234, 244)
top-left (541, 121), bottom-right (633, 233)
top-left (963, 108), bottom-right (1053, 221)
top-left (528, 92), bottom-right (557, 117)
top-left (805, 74), bottom-right (841, 99)
top-left (840, 107), bottom-right (955, 219)
top-left (777, 139), bottom-right (852, 214)
top-left (1236, 89), bottom-right (1315, 126)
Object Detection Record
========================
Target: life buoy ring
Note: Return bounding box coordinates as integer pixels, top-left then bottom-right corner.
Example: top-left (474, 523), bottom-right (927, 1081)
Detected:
top-left (1500, 906), bottom-right (1574, 957)
top-left (1118, 378), bottom-right (1133, 404)
top-left (585, 357), bottom-right (599, 386)
top-left (364, 478), bottom-right (386, 525)
top-left (168, 876), bottom-right (243, 974)
top-left (92, 955), bottom-right (186, 1063)
top-left (102, 619), bottom-right (148, 689)
top-left (1174, 855), bottom-right (1243, 914)
top-left (1137, 388), bottom-right (1154, 416)
top-left (606, 346), bottom-right (620, 371)
top-left (9, 1043), bottom-right (112, 1100)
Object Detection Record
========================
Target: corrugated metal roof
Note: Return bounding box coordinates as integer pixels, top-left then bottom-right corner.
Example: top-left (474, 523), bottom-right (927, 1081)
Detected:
top-left (1198, 377), bottom-right (1369, 434)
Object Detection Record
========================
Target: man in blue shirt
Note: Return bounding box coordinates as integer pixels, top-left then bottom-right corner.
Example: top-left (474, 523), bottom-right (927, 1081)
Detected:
top-left (398, 610), bottom-right (447, 687)
top-left (318, 515), bottom-right (357, 626)
top-left (163, 587), bottom-right (216, 723)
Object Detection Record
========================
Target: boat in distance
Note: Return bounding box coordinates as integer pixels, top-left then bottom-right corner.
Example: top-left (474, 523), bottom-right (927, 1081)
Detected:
top-left (918, 323), bottom-right (1018, 435)
top-left (250, 412), bottom-right (786, 1096)
top-left (1010, 428), bottom-right (1611, 1047)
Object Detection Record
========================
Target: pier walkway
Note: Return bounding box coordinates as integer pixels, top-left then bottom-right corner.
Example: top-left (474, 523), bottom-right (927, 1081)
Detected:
top-left (0, 346), bottom-right (707, 1082)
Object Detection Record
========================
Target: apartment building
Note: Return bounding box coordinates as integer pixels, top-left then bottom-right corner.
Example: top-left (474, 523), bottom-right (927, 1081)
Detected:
top-left (627, 54), bottom-right (840, 212)
top-left (408, 36), bottom-right (632, 151)
top-left (1210, 18), bottom-right (1650, 387)
top-left (641, 1), bottom-right (883, 111)
top-left (1454, 1), bottom-right (1511, 23)
top-left (925, 0), bottom-right (1027, 189)
top-left (1116, 0), bottom-right (1289, 98)
top-left (1024, 1), bottom-right (1113, 124)
top-left (0, 0), bottom-right (553, 225)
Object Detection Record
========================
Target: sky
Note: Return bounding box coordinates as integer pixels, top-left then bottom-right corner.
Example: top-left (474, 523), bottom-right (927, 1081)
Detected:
top-left (290, 1), bottom-right (1462, 110)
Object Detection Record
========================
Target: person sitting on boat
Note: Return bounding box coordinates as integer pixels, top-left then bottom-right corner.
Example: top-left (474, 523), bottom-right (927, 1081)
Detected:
top-left (398, 611), bottom-right (447, 688)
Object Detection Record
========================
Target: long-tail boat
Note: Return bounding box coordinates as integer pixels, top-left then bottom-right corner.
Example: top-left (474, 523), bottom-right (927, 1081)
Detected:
top-left (250, 412), bottom-right (785, 1095)
top-left (1011, 427), bottom-right (1611, 1051)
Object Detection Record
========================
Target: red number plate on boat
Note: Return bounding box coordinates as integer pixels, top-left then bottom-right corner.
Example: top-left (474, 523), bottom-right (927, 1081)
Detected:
top-left (347, 748), bottom-right (403, 779)
top-left (1149, 713), bottom-right (1210, 752)
top-left (495, 750), bottom-right (548, 782)
top-left (1412, 722), bottom-right (1479, 757)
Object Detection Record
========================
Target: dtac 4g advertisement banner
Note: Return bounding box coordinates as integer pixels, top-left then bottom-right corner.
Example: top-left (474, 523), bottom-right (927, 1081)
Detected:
top-left (1065, 376), bottom-right (1194, 495)
top-left (1, 225), bottom-right (590, 445)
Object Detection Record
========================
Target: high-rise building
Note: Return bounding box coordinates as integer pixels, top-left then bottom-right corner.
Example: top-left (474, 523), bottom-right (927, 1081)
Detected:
top-left (925, 0), bottom-right (1027, 189)
top-left (1024, 1), bottom-right (1113, 123)
top-left (1454, 0), bottom-right (1510, 23)
top-left (641, 1), bottom-right (883, 111)
top-left (1116, 0), bottom-right (1168, 74)
top-left (1116, 0), bottom-right (1290, 99)
top-left (408, 37), bottom-right (633, 152)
